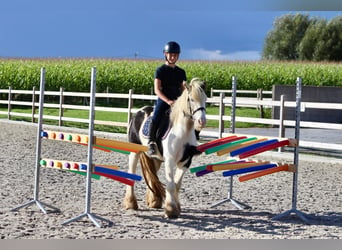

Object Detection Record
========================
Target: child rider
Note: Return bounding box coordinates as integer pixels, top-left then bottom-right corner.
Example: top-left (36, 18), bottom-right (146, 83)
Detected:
top-left (147, 41), bottom-right (187, 157)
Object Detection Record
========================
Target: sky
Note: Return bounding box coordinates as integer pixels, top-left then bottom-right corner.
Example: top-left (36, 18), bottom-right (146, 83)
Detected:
top-left (1, 0), bottom-right (341, 61)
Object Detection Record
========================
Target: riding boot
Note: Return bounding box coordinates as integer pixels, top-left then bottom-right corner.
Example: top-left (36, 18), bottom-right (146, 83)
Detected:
top-left (147, 121), bottom-right (158, 157)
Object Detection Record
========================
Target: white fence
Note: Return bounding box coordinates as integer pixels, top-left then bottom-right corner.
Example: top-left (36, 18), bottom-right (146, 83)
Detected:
top-left (1, 87), bottom-right (342, 153)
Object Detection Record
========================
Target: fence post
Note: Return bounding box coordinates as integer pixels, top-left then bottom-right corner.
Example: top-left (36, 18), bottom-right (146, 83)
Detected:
top-left (278, 94), bottom-right (286, 152)
top-left (230, 76), bottom-right (237, 133)
top-left (127, 89), bottom-right (134, 130)
top-left (210, 88), bottom-right (214, 98)
top-left (218, 92), bottom-right (225, 138)
top-left (32, 86), bottom-right (36, 123)
top-left (8, 86), bottom-right (12, 120)
top-left (150, 87), bottom-right (154, 105)
top-left (58, 87), bottom-right (64, 127)
top-left (106, 86), bottom-right (110, 105)
top-left (257, 88), bottom-right (264, 118)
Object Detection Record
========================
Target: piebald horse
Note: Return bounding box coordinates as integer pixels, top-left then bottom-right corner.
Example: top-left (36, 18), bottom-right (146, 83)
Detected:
top-left (123, 78), bottom-right (207, 218)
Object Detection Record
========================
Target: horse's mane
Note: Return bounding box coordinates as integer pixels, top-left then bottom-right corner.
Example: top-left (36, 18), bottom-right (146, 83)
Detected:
top-left (170, 78), bottom-right (206, 124)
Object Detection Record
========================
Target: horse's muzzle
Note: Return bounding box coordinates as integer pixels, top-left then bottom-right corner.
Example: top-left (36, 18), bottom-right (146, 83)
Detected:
top-left (195, 116), bottom-right (206, 130)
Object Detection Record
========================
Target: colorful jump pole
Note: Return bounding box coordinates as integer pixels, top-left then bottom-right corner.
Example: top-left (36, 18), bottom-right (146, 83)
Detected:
top-left (93, 166), bottom-right (142, 181)
top-left (238, 164), bottom-right (293, 182)
top-left (190, 159), bottom-right (237, 177)
top-left (95, 138), bottom-right (148, 153)
top-left (92, 144), bottom-right (129, 154)
top-left (208, 161), bottom-right (271, 171)
top-left (237, 139), bottom-right (290, 159)
top-left (204, 136), bottom-right (249, 155)
top-left (222, 163), bottom-right (278, 177)
top-left (39, 158), bottom-right (139, 185)
top-left (196, 135), bottom-right (238, 152)
top-left (41, 130), bottom-right (148, 154)
top-left (93, 164), bottom-right (139, 186)
top-left (93, 172), bottom-right (135, 186)
top-left (216, 138), bottom-right (267, 156)
top-left (229, 139), bottom-right (278, 157)
top-left (207, 136), bottom-right (261, 155)
top-left (11, 68), bottom-right (60, 214)
top-left (190, 159), bottom-right (236, 174)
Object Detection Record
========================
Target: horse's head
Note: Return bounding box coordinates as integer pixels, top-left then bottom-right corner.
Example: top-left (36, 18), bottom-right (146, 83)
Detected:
top-left (184, 77), bottom-right (207, 132)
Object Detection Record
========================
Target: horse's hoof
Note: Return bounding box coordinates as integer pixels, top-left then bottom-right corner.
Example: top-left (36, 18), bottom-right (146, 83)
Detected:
top-left (123, 197), bottom-right (138, 210)
top-left (164, 210), bottom-right (180, 219)
top-left (146, 196), bottom-right (163, 208)
top-left (146, 187), bottom-right (164, 209)
top-left (147, 200), bottom-right (163, 209)
top-left (164, 203), bottom-right (180, 219)
top-left (146, 193), bottom-right (163, 208)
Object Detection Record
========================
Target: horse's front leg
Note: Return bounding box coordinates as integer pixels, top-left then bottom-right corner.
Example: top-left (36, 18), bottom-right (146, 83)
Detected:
top-left (173, 165), bottom-right (187, 213)
top-left (123, 152), bottom-right (140, 210)
top-left (164, 158), bottom-right (180, 219)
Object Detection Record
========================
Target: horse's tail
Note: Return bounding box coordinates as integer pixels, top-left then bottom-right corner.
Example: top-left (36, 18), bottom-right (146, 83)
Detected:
top-left (139, 153), bottom-right (165, 200)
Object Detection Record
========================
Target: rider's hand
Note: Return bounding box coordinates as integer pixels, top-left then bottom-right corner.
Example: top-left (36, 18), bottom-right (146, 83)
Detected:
top-left (167, 100), bottom-right (175, 106)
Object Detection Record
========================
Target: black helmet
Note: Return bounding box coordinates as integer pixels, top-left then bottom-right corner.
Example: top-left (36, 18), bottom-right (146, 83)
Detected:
top-left (163, 41), bottom-right (181, 54)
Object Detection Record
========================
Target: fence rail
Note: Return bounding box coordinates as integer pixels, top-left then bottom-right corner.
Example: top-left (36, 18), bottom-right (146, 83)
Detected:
top-left (210, 88), bottom-right (273, 97)
top-left (1, 87), bottom-right (342, 154)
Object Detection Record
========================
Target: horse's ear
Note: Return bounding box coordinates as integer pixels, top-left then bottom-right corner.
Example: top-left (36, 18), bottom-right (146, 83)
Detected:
top-left (190, 77), bottom-right (206, 92)
top-left (184, 82), bottom-right (191, 91)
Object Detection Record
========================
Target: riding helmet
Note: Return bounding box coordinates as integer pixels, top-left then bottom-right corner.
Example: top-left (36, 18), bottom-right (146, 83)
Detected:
top-left (163, 41), bottom-right (181, 54)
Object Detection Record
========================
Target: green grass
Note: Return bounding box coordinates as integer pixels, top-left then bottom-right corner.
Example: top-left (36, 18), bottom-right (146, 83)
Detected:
top-left (205, 105), bottom-right (272, 128)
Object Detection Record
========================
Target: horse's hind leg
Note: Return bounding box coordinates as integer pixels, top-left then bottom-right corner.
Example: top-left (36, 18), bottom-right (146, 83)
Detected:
top-left (123, 152), bottom-right (140, 210)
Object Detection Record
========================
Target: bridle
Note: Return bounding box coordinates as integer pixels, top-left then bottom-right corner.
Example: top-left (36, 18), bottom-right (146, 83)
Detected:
top-left (184, 93), bottom-right (206, 120)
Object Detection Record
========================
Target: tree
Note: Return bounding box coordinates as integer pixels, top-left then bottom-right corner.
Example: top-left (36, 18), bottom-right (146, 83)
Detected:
top-left (313, 16), bottom-right (342, 61)
top-left (263, 13), bottom-right (342, 61)
top-left (262, 13), bottom-right (312, 60)
top-left (298, 18), bottom-right (327, 61)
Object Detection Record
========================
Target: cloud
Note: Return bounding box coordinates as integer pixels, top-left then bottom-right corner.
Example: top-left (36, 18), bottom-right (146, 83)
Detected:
top-left (186, 48), bottom-right (261, 61)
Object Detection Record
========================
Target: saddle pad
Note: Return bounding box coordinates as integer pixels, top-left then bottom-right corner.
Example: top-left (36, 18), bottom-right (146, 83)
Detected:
top-left (142, 116), bottom-right (171, 140)
top-left (142, 117), bottom-right (152, 138)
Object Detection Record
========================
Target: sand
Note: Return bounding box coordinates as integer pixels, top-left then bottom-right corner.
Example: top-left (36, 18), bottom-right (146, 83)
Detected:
top-left (0, 120), bottom-right (341, 239)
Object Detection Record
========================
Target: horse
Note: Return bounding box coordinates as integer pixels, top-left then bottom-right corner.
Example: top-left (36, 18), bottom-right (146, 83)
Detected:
top-left (123, 77), bottom-right (207, 218)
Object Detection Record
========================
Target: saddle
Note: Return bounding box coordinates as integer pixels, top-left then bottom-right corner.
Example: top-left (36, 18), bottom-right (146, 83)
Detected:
top-left (142, 111), bottom-right (171, 157)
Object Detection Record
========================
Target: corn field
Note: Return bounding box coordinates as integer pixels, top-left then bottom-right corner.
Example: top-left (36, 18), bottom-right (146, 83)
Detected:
top-left (0, 58), bottom-right (341, 94)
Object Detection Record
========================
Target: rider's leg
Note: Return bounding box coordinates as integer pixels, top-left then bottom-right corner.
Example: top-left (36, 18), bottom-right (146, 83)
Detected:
top-left (147, 99), bottom-right (168, 156)
top-left (147, 120), bottom-right (158, 156)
